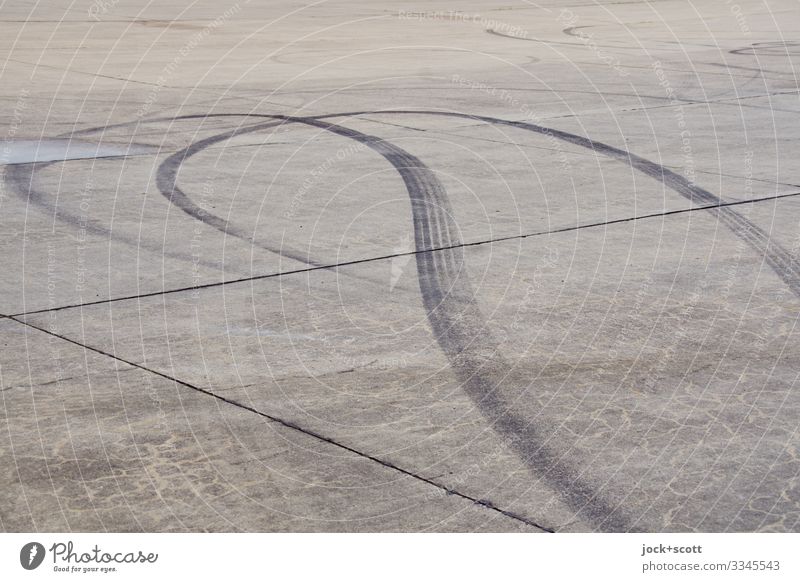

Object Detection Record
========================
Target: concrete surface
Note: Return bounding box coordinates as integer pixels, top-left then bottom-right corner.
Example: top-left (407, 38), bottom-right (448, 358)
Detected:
top-left (1, 0), bottom-right (799, 532)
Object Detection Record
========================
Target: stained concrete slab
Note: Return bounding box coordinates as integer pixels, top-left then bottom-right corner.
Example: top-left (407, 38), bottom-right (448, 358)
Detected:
top-left (1, 0), bottom-right (799, 532)
top-left (0, 139), bottom-right (156, 165)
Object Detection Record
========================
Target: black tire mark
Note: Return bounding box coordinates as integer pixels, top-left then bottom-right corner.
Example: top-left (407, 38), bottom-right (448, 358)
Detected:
top-left (704, 61), bottom-right (788, 101)
top-left (487, 27), bottom-right (643, 51)
top-left (705, 61), bottom-right (788, 79)
top-left (155, 119), bottom-right (329, 268)
top-left (691, 62), bottom-right (771, 101)
top-left (5, 116), bottom-right (304, 271)
top-left (8, 117), bottom-right (403, 291)
top-left (314, 111), bottom-right (800, 532)
top-left (155, 113), bottom-right (635, 531)
top-left (730, 41), bottom-right (800, 56)
top-left (148, 110), bottom-right (800, 527)
top-left (355, 110), bottom-right (800, 299)
top-left (5, 160), bottom-right (222, 271)
top-left (154, 117), bottom-right (426, 292)
top-left (311, 115), bottom-right (636, 531)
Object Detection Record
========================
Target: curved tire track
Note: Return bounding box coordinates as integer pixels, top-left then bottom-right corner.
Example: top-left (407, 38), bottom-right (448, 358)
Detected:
top-left (156, 110), bottom-right (800, 301)
top-left (360, 110), bottom-right (800, 299)
top-left (155, 118), bottom-right (327, 268)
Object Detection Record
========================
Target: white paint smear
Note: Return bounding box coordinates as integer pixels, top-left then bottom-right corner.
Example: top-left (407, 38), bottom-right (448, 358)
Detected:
top-left (0, 139), bottom-right (156, 165)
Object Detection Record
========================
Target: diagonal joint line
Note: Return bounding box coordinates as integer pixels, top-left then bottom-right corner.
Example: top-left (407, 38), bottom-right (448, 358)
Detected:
top-left (7, 315), bottom-right (554, 533)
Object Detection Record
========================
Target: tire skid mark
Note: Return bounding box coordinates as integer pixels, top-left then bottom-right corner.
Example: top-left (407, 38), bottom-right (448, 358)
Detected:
top-left (4, 115), bottom-right (310, 270)
top-left (154, 116), bottom-right (432, 292)
top-left (6, 115), bottom-right (323, 275)
top-left (87, 110), bottom-right (800, 529)
top-left (4, 160), bottom-right (222, 270)
top-left (17, 110), bottom-right (797, 532)
top-left (314, 110), bottom-right (800, 531)
top-left (487, 27), bottom-right (642, 51)
top-left (730, 41), bottom-right (800, 56)
top-left (705, 61), bottom-right (788, 79)
top-left (155, 118), bottom-right (326, 268)
top-left (360, 110), bottom-right (800, 299)
top-left (150, 113), bottom-right (632, 531)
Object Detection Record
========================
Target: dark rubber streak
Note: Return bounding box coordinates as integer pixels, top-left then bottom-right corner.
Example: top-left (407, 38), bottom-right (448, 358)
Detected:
top-left (8, 315), bottom-right (551, 532)
top-left (13, 188), bottom-right (800, 318)
top-left (360, 110), bottom-right (800, 300)
top-left (5, 160), bottom-right (223, 270)
top-left (487, 27), bottom-right (642, 51)
top-left (8, 115), bottom-right (389, 291)
top-left (273, 115), bottom-right (635, 532)
top-left (155, 118), bottom-right (331, 268)
top-left (20, 110), bottom-right (800, 532)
